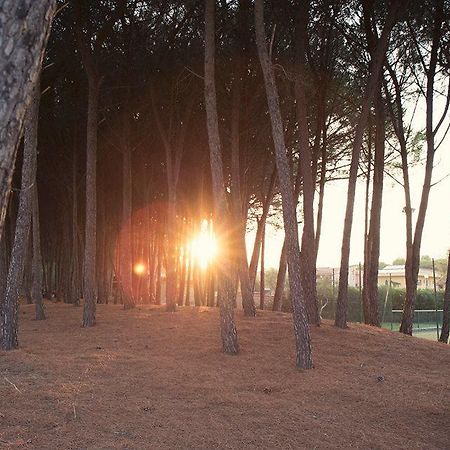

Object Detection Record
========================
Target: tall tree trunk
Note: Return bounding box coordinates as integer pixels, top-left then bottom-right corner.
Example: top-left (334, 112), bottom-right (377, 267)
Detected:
top-left (121, 114), bottom-right (134, 309)
top-left (255, 0), bottom-right (312, 369)
top-left (82, 77), bottom-right (100, 327)
top-left (32, 186), bottom-right (45, 320)
top-left (1, 76), bottom-right (40, 350)
top-left (259, 221), bottom-right (265, 310)
top-left (294, 0), bottom-right (319, 325)
top-left (204, 0), bottom-right (239, 354)
top-left (439, 252), bottom-right (450, 343)
top-left (71, 142), bottom-right (80, 306)
top-left (335, 1), bottom-right (400, 328)
top-left (231, 0), bottom-right (256, 317)
top-left (362, 123), bottom-right (372, 323)
top-left (0, 1), bottom-right (56, 240)
top-left (400, 0), bottom-right (444, 335)
top-left (363, 91), bottom-right (384, 326)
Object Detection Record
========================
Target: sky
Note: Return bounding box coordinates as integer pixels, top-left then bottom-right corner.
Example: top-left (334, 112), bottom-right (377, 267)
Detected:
top-left (247, 97), bottom-right (450, 270)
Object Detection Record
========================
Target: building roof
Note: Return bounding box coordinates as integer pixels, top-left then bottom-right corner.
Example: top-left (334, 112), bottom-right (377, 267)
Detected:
top-left (378, 265), bottom-right (436, 278)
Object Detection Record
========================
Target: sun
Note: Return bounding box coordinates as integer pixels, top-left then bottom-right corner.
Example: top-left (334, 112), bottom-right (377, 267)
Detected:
top-left (133, 262), bottom-right (146, 275)
top-left (191, 219), bottom-right (218, 270)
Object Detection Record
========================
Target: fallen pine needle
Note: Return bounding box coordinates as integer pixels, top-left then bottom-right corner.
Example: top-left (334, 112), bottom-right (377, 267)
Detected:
top-left (4, 377), bottom-right (22, 394)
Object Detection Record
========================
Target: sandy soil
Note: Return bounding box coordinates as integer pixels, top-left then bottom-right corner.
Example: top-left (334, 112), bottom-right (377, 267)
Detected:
top-left (0, 302), bottom-right (449, 449)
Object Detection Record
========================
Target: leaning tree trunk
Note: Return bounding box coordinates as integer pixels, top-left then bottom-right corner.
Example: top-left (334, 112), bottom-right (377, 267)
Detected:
top-left (82, 77), bottom-right (101, 327)
top-left (400, 0), bottom-right (443, 335)
top-left (255, 0), bottom-right (312, 369)
top-left (439, 252), bottom-right (450, 343)
top-left (335, 1), bottom-right (400, 328)
top-left (272, 242), bottom-right (287, 311)
top-left (204, 0), bottom-right (239, 354)
top-left (32, 185), bottom-right (45, 320)
top-left (1, 77), bottom-right (40, 350)
top-left (0, 1), bottom-right (56, 241)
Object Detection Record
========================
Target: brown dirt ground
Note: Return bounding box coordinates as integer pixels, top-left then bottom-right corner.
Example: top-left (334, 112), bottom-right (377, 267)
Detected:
top-left (0, 302), bottom-right (449, 450)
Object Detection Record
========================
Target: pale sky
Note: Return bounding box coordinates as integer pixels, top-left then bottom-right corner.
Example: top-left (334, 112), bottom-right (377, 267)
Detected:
top-left (247, 96), bottom-right (450, 270)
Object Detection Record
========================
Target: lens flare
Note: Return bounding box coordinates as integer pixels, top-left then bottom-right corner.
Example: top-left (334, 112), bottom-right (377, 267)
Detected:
top-left (133, 262), bottom-right (146, 275)
top-left (191, 220), bottom-right (217, 270)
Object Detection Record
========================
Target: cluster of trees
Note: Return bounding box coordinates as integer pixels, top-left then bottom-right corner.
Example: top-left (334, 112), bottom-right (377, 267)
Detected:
top-left (0, 0), bottom-right (449, 368)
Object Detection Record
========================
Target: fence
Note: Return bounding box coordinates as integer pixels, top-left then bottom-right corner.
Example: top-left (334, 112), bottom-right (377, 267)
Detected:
top-left (388, 309), bottom-right (443, 337)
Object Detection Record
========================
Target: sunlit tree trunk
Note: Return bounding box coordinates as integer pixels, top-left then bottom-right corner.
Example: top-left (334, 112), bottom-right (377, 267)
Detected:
top-left (204, 0), bottom-right (239, 354)
top-left (255, 0), bottom-right (312, 369)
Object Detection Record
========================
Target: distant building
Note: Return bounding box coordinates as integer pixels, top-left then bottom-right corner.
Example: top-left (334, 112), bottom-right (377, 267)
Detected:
top-left (316, 266), bottom-right (361, 288)
top-left (378, 264), bottom-right (443, 289)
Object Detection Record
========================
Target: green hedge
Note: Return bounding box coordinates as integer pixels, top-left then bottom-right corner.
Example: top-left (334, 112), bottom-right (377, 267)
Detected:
top-left (279, 282), bottom-right (444, 323)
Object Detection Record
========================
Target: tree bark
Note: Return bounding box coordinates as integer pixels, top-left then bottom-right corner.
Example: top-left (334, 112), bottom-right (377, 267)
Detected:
top-left (70, 142), bottom-right (80, 306)
top-left (439, 252), bottom-right (450, 343)
top-left (259, 221), bottom-right (265, 310)
top-left (121, 112), bottom-right (134, 309)
top-left (400, 0), bottom-right (444, 335)
top-left (0, 1), bottom-right (56, 241)
top-left (32, 185), bottom-right (45, 320)
top-left (272, 242), bottom-right (287, 311)
top-left (255, 0), bottom-right (312, 369)
top-left (294, 0), bottom-right (319, 325)
top-left (204, 0), bottom-right (239, 354)
top-left (362, 91), bottom-right (384, 327)
top-left (231, 0), bottom-right (256, 317)
top-left (82, 77), bottom-right (100, 327)
top-left (335, 1), bottom-right (401, 328)
top-left (1, 76), bottom-right (40, 350)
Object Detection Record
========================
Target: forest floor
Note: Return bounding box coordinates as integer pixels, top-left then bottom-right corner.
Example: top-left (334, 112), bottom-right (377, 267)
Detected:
top-left (1, 302), bottom-right (449, 450)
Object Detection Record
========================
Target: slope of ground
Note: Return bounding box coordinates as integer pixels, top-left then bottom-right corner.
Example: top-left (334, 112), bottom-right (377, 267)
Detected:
top-left (0, 302), bottom-right (449, 449)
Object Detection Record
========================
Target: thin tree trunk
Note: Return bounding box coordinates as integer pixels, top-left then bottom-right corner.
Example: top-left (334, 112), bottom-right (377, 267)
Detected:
top-left (400, 0), bottom-right (443, 335)
top-left (32, 185), bottom-right (45, 320)
top-left (248, 168), bottom-right (276, 289)
top-left (122, 113), bottom-right (134, 309)
top-left (335, 1), bottom-right (401, 328)
top-left (439, 252), bottom-right (450, 343)
top-left (204, 0), bottom-right (239, 354)
top-left (259, 221), bottom-right (265, 310)
top-left (272, 243), bottom-right (287, 311)
top-left (231, 0), bottom-right (256, 317)
top-left (255, 0), bottom-right (312, 369)
top-left (294, 0), bottom-right (319, 325)
top-left (71, 142), bottom-right (80, 306)
top-left (1, 76), bottom-right (40, 350)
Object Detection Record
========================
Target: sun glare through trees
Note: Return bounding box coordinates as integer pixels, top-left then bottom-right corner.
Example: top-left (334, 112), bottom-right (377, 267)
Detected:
top-left (191, 219), bottom-right (218, 271)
